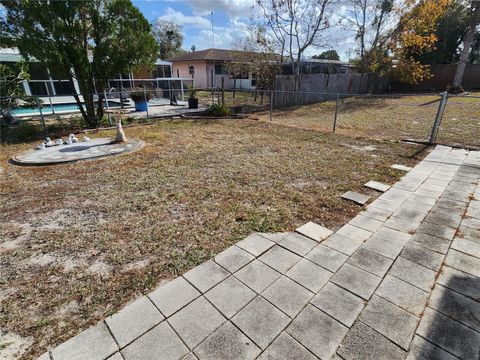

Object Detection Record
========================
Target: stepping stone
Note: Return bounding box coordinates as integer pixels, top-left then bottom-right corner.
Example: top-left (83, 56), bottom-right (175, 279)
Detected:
top-left (391, 164), bottom-right (412, 172)
top-left (364, 180), bottom-right (391, 192)
top-left (341, 191), bottom-right (370, 205)
top-left (296, 222), bottom-right (333, 242)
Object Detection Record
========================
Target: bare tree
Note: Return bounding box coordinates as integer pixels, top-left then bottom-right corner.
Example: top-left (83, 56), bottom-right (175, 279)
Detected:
top-left (253, 0), bottom-right (335, 78)
top-left (452, 0), bottom-right (480, 91)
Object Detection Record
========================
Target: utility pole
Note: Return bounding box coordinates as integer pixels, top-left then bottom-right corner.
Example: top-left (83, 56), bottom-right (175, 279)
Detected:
top-left (211, 11), bottom-right (214, 49)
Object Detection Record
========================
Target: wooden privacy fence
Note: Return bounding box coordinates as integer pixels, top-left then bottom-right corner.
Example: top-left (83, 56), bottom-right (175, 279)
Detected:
top-left (273, 73), bottom-right (389, 107)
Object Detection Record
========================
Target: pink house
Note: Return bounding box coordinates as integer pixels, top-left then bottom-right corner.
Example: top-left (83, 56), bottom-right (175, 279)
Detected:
top-left (168, 48), bottom-right (257, 90)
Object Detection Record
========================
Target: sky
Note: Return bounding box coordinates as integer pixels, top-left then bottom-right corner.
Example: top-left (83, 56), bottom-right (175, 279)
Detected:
top-left (131, 0), bottom-right (356, 60)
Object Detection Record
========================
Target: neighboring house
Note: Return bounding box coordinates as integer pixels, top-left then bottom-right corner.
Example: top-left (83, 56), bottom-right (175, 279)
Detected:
top-left (0, 48), bottom-right (174, 96)
top-left (168, 48), bottom-right (277, 90)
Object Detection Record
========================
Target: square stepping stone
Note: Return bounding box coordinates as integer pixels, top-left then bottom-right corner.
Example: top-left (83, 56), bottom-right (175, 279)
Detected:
top-left (375, 275), bottom-right (428, 317)
top-left (148, 277), bottom-right (200, 317)
top-left (106, 296), bottom-right (164, 348)
top-left (384, 216), bottom-right (420, 234)
top-left (337, 322), bottom-right (406, 360)
top-left (204, 276), bottom-right (256, 318)
top-left (348, 215), bottom-right (384, 233)
top-left (232, 296), bottom-right (289, 349)
top-left (362, 206), bottom-right (392, 222)
top-left (347, 248), bottom-right (393, 278)
top-left (214, 246), bottom-right (254, 273)
top-left (236, 234), bottom-right (275, 257)
top-left (445, 249), bottom-right (480, 278)
top-left (234, 260), bottom-right (281, 293)
top-left (362, 227), bottom-right (411, 259)
top-left (121, 322), bottom-right (189, 360)
top-left (310, 282), bottom-right (364, 327)
top-left (322, 233), bottom-right (364, 256)
top-left (183, 260), bottom-right (229, 293)
top-left (364, 180), bottom-right (391, 192)
top-left (330, 263), bottom-right (381, 300)
top-left (359, 295), bottom-right (418, 350)
top-left (391, 164), bottom-right (412, 172)
top-left (437, 265), bottom-right (480, 300)
top-left (286, 304), bottom-right (348, 359)
top-left (428, 284), bottom-right (480, 332)
top-left (408, 233), bottom-right (450, 254)
top-left (286, 258), bottom-right (333, 293)
top-left (168, 296), bottom-right (225, 349)
top-left (305, 244), bottom-right (348, 272)
top-left (262, 276), bottom-right (314, 317)
top-left (416, 307), bottom-right (480, 359)
top-left (341, 191), bottom-right (370, 205)
top-left (400, 244), bottom-right (445, 271)
top-left (278, 233), bottom-right (317, 256)
top-left (258, 246), bottom-right (301, 273)
top-left (258, 332), bottom-right (316, 360)
top-left (417, 221), bottom-right (456, 241)
top-left (257, 232), bottom-right (290, 243)
top-left (389, 257), bottom-right (436, 291)
top-left (296, 221), bottom-right (333, 242)
top-left (336, 223), bottom-right (374, 242)
top-left (51, 322), bottom-right (118, 360)
top-left (193, 321), bottom-right (261, 360)
top-left (407, 336), bottom-right (458, 360)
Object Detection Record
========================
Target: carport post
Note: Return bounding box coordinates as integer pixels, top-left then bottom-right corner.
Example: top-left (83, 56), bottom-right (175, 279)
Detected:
top-left (429, 92), bottom-right (448, 144)
top-left (333, 93), bottom-right (340, 132)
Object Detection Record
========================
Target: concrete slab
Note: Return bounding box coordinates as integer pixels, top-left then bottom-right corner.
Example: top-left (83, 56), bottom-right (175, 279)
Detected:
top-left (310, 282), bottom-right (364, 327)
top-left (400, 244), bottom-right (445, 271)
top-left (168, 297), bottom-right (225, 349)
top-left (193, 321), bottom-right (261, 360)
top-left (258, 332), bottom-right (316, 360)
top-left (204, 276), bottom-right (256, 318)
top-left (236, 234), bottom-right (275, 257)
top-left (231, 296), bottom-right (289, 349)
top-left (359, 295), bottom-right (418, 350)
top-left (234, 260), bottom-right (281, 293)
top-left (296, 222), bottom-right (333, 242)
top-left (330, 263), bottom-right (382, 300)
top-left (336, 223), bottom-right (374, 242)
top-left (364, 180), bottom-right (391, 192)
top-left (348, 215), bottom-right (384, 233)
top-left (347, 248), bottom-right (393, 277)
top-left (106, 296), bottom-right (164, 348)
top-left (277, 233), bottom-right (317, 256)
top-left (183, 260), bottom-right (229, 293)
top-left (214, 245), bottom-right (254, 273)
top-left (337, 322), bottom-right (406, 360)
top-left (286, 304), bottom-right (348, 360)
top-left (445, 249), bottom-right (480, 277)
top-left (121, 322), bottom-right (189, 360)
top-left (436, 266), bottom-right (480, 301)
top-left (406, 335), bottom-right (459, 360)
top-left (258, 245), bottom-right (301, 273)
top-left (362, 227), bottom-right (411, 259)
top-left (389, 257), bottom-right (436, 292)
top-left (322, 233), bottom-right (364, 256)
top-left (51, 322), bottom-right (118, 360)
top-left (285, 258), bottom-right (333, 292)
top-left (305, 244), bottom-right (348, 272)
top-left (148, 277), bottom-right (200, 317)
top-left (416, 307), bottom-right (480, 360)
top-left (342, 191), bottom-right (370, 205)
top-left (262, 276), bottom-right (314, 317)
top-left (408, 233), bottom-right (451, 255)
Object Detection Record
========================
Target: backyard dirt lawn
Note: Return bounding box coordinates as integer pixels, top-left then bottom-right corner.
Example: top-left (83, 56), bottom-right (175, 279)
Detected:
top-left (0, 119), bottom-right (425, 358)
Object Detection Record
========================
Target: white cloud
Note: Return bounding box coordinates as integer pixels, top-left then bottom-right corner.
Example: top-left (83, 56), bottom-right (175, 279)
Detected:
top-left (158, 7), bottom-right (211, 29)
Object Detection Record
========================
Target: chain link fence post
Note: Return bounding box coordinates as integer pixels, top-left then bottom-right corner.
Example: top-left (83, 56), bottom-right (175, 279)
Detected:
top-left (143, 86), bottom-right (149, 120)
top-left (270, 90), bottom-right (274, 121)
top-left (36, 97), bottom-right (47, 138)
top-left (429, 91), bottom-right (448, 144)
top-left (333, 93), bottom-right (340, 132)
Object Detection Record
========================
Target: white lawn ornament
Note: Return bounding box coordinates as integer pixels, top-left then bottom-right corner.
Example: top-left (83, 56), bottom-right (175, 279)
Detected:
top-left (55, 139), bottom-right (63, 145)
top-left (45, 137), bottom-right (53, 147)
top-left (82, 135), bottom-right (90, 142)
top-left (65, 134), bottom-right (74, 145)
top-left (36, 143), bottom-right (46, 150)
top-left (72, 134), bottom-right (79, 143)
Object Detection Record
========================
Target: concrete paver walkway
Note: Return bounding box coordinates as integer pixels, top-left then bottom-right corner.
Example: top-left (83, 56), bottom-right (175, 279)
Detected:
top-left (40, 145), bottom-right (480, 360)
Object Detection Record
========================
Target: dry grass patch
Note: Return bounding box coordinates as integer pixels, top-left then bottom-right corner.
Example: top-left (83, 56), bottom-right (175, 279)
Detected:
top-left (1, 119), bottom-right (424, 358)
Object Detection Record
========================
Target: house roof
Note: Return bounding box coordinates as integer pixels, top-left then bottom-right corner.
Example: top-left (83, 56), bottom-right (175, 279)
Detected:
top-left (168, 48), bottom-right (279, 63)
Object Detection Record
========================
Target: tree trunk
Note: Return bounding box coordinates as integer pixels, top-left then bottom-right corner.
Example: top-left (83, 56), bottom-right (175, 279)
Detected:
top-left (452, 1), bottom-right (480, 91)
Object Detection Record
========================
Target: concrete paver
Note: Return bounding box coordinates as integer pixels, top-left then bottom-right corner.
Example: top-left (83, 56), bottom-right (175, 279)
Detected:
top-left (48, 146), bottom-right (480, 360)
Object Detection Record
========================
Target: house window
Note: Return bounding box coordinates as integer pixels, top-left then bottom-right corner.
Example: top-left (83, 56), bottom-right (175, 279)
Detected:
top-left (215, 64), bottom-right (228, 75)
top-left (188, 65), bottom-right (195, 76)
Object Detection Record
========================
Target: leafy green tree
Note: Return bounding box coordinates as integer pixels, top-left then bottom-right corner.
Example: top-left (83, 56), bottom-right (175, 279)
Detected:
top-left (152, 20), bottom-right (184, 59)
top-left (1, 0), bottom-right (158, 128)
top-left (312, 50), bottom-right (340, 60)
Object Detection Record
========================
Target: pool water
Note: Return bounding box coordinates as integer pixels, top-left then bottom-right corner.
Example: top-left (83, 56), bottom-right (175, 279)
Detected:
top-left (11, 101), bottom-right (122, 116)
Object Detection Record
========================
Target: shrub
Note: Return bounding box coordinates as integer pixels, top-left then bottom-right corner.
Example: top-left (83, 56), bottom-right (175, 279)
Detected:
top-left (206, 104), bottom-right (230, 117)
top-left (129, 89), bottom-right (152, 102)
top-left (188, 86), bottom-right (197, 99)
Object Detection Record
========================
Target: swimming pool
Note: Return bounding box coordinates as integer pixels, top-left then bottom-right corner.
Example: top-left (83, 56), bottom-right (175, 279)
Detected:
top-left (11, 101), bottom-right (122, 116)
